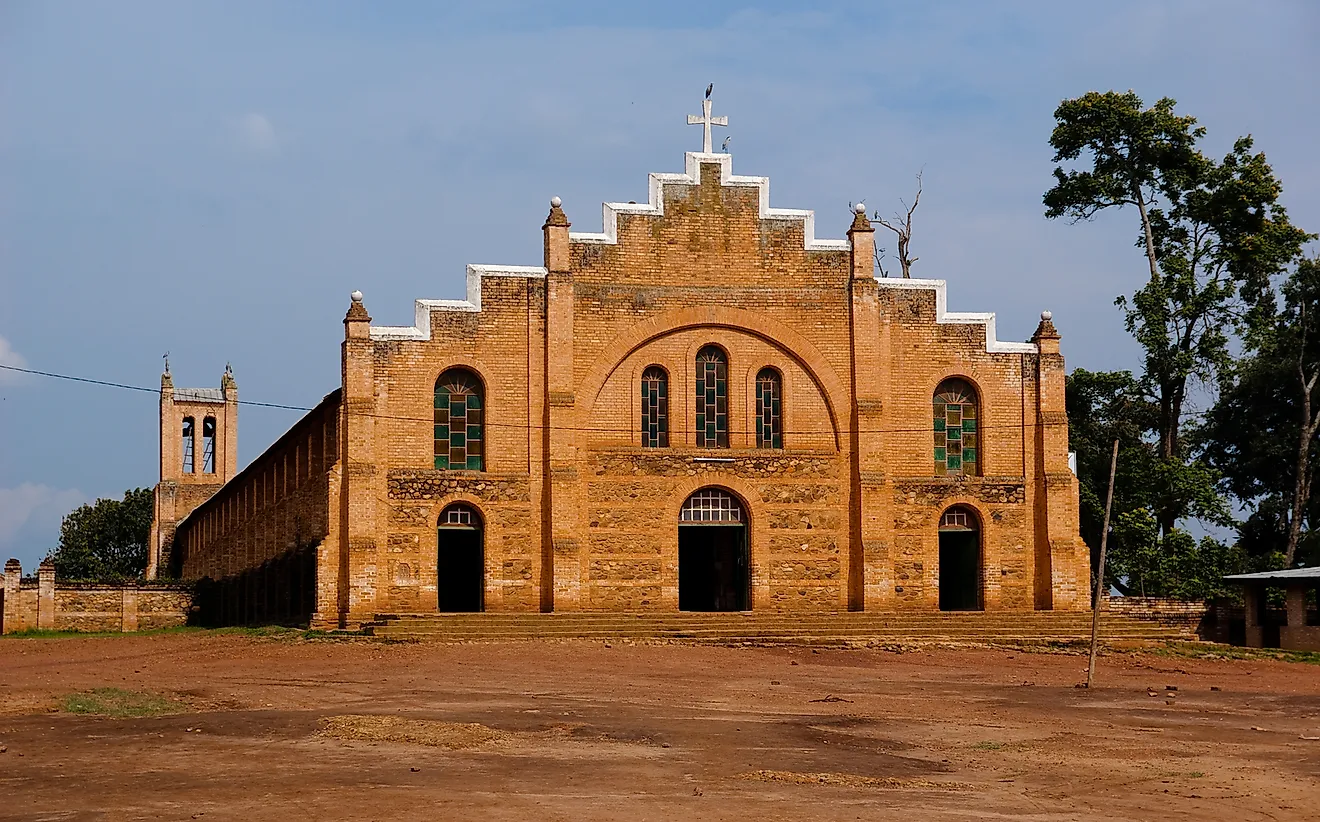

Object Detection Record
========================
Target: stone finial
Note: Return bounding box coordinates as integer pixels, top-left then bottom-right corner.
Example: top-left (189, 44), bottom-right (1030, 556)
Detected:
top-left (849, 201), bottom-right (873, 234)
top-left (345, 290), bottom-right (371, 324)
top-left (544, 196), bottom-right (570, 229)
top-left (1033, 309), bottom-right (1060, 341)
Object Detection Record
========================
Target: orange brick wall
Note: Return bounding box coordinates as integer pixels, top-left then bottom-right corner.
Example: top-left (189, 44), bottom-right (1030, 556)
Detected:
top-left (160, 153), bottom-right (1088, 626)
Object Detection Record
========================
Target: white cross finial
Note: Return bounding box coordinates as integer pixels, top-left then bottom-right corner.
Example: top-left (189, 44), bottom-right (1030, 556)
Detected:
top-left (687, 98), bottom-right (728, 154)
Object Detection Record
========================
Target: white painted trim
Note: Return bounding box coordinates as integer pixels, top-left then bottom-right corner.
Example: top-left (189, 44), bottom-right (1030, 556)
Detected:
top-left (874, 278), bottom-right (1039, 354)
top-left (369, 264), bottom-right (548, 341)
top-left (569, 152), bottom-right (850, 251)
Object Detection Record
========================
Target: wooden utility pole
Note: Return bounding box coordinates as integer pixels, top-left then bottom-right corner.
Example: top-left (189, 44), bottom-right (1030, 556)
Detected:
top-left (1086, 439), bottom-right (1120, 688)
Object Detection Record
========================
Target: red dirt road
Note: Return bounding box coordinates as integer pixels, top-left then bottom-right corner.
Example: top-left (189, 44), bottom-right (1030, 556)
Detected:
top-left (1, 634), bottom-right (1317, 821)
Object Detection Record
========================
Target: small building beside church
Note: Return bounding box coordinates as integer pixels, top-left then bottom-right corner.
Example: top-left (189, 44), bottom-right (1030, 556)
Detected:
top-left (151, 100), bottom-right (1088, 628)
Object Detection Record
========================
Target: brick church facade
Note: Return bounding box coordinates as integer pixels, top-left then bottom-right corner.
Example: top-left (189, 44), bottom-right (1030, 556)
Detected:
top-left (151, 110), bottom-right (1088, 628)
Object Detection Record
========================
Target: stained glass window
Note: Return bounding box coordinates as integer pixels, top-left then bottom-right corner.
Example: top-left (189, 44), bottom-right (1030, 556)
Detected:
top-left (934, 378), bottom-right (979, 476)
top-left (641, 366), bottom-right (669, 448)
top-left (755, 368), bottom-right (783, 449)
top-left (434, 369), bottom-right (484, 471)
top-left (695, 346), bottom-right (729, 448)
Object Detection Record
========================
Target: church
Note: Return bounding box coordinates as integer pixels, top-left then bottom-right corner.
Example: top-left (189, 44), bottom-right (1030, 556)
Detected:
top-left (149, 99), bottom-right (1088, 629)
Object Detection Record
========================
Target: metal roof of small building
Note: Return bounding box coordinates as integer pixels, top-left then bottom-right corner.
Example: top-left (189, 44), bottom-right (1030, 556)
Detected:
top-left (1223, 567), bottom-right (1320, 583)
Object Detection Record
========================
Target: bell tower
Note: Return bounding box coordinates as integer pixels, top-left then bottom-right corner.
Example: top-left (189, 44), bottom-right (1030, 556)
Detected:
top-left (146, 360), bottom-right (238, 579)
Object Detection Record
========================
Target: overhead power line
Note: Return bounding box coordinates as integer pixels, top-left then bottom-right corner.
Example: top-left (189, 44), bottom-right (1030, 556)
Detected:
top-left (0, 362), bottom-right (1065, 436)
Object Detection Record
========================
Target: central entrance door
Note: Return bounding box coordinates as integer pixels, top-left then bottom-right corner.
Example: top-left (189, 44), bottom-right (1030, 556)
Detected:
top-left (437, 503), bottom-right (483, 612)
top-left (938, 506), bottom-right (982, 611)
top-left (679, 488), bottom-right (749, 611)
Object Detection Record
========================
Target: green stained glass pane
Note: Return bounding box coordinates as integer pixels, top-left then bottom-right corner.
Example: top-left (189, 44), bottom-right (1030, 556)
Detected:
top-left (934, 418), bottom-right (945, 432)
top-left (467, 424), bottom-right (481, 440)
top-left (963, 419), bottom-right (976, 432)
top-left (451, 432), bottom-right (465, 448)
top-left (934, 447), bottom-right (946, 462)
top-left (947, 427), bottom-right (960, 441)
top-left (467, 394), bottom-right (480, 409)
top-left (948, 455), bottom-right (961, 470)
top-left (963, 448), bottom-right (976, 464)
top-left (435, 425), bottom-right (446, 440)
top-left (435, 455), bottom-right (449, 470)
top-left (466, 455), bottom-right (482, 470)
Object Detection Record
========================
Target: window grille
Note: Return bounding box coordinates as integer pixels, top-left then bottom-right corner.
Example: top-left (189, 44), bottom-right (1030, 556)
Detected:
top-left (202, 417), bottom-right (216, 474)
top-left (439, 504), bottom-right (479, 528)
top-left (939, 507), bottom-right (977, 531)
top-left (680, 488), bottom-right (744, 523)
top-left (641, 366), bottom-right (669, 448)
top-left (755, 368), bottom-right (783, 449)
top-left (695, 346), bottom-right (728, 448)
top-left (934, 378), bottom-right (979, 476)
top-left (182, 417), bottom-right (195, 474)
top-left (434, 369), bottom-right (484, 471)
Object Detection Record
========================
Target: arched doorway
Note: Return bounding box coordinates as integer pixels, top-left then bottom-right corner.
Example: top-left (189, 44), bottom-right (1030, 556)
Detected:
top-left (679, 488), bottom-right (749, 611)
top-left (938, 506), bottom-right (982, 611)
top-left (437, 503), bottom-right (484, 612)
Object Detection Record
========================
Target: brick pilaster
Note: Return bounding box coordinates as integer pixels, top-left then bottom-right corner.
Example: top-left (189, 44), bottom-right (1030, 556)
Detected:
top-left (847, 205), bottom-right (886, 610)
top-left (543, 198), bottom-right (581, 611)
top-left (341, 291), bottom-right (379, 625)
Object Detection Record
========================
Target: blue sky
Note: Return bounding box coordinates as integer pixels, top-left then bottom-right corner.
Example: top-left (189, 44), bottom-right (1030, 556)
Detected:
top-left (2, 1), bottom-right (1317, 570)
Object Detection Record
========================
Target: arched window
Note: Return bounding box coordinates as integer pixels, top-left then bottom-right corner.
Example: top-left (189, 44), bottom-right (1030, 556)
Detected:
top-left (434, 369), bottom-right (484, 471)
top-left (641, 366), bottom-right (669, 448)
top-left (202, 417), bottom-right (216, 474)
top-left (755, 368), bottom-right (783, 449)
top-left (934, 378), bottom-right (979, 476)
top-left (182, 417), bottom-right (195, 474)
top-left (695, 346), bottom-right (728, 448)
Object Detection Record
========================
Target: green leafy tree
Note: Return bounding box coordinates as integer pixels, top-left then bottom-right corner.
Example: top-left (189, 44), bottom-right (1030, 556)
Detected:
top-left (1046, 91), bottom-right (1310, 536)
top-left (1203, 258), bottom-right (1320, 567)
top-left (48, 488), bottom-right (153, 580)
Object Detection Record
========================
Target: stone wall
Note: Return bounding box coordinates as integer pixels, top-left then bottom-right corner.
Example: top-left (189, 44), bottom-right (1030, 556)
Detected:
top-left (1, 560), bottom-right (192, 634)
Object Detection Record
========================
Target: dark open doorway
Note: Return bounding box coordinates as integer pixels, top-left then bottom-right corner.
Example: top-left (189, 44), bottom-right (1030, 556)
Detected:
top-left (938, 506), bottom-right (982, 611)
top-left (678, 488), bottom-right (749, 612)
top-left (437, 504), bottom-right (483, 612)
top-left (939, 504), bottom-right (982, 614)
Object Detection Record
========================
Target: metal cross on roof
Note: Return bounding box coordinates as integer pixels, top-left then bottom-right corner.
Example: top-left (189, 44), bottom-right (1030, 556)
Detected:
top-left (687, 97), bottom-right (728, 154)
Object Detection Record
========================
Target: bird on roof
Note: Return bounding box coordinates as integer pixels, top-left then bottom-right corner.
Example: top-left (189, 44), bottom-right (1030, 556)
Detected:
top-left (705, 83), bottom-right (713, 100)
top-left (721, 136), bottom-right (731, 152)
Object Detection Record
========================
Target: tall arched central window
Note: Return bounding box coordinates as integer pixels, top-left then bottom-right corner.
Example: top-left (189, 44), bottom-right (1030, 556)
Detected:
top-left (434, 368), bottom-right (484, 471)
top-left (641, 366), bottom-right (669, 448)
top-left (695, 346), bottom-right (728, 448)
top-left (934, 378), bottom-right (979, 476)
top-left (755, 368), bottom-right (783, 449)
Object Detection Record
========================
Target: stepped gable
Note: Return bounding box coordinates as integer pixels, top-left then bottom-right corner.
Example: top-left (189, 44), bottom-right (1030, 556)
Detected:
top-left (367, 151), bottom-right (1035, 356)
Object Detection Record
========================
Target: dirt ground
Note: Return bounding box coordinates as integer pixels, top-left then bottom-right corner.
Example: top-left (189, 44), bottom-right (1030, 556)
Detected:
top-left (1, 634), bottom-right (1317, 821)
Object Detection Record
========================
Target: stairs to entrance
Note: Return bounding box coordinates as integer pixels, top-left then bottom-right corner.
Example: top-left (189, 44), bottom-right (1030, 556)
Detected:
top-left (360, 611), bottom-right (1190, 644)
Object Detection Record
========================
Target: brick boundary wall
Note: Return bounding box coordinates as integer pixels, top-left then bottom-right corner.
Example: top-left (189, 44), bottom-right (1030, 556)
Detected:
top-left (1102, 596), bottom-right (1240, 642)
top-left (1, 559), bottom-right (193, 634)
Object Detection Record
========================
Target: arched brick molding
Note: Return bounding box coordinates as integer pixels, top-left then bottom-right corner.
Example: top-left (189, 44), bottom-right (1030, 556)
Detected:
top-left (579, 307), bottom-right (848, 450)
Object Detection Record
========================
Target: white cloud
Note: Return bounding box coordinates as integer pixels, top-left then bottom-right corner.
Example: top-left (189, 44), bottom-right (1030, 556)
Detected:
top-left (0, 334), bottom-right (25, 384)
top-left (234, 112), bottom-right (280, 153)
top-left (0, 484), bottom-right (86, 566)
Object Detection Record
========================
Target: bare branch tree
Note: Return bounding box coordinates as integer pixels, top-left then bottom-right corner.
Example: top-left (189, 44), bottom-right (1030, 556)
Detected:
top-left (873, 170), bottom-right (923, 279)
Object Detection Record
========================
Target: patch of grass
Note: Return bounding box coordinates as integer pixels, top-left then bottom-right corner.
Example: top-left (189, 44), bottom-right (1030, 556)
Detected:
top-left (1, 626), bottom-right (207, 640)
top-left (1149, 642), bottom-right (1320, 666)
top-left (971, 741), bottom-right (1006, 751)
top-left (1, 625), bottom-right (373, 642)
top-left (61, 688), bottom-right (185, 718)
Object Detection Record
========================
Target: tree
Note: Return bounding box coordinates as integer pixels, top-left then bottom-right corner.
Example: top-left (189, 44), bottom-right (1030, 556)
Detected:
top-left (1203, 258), bottom-right (1320, 567)
top-left (1066, 369), bottom-right (1238, 596)
top-left (872, 171), bottom-right (922, 279)
top-left (1046, 91), bottom-right (1311, 535)
top-left (48, 488), bottom-right (153, 580)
